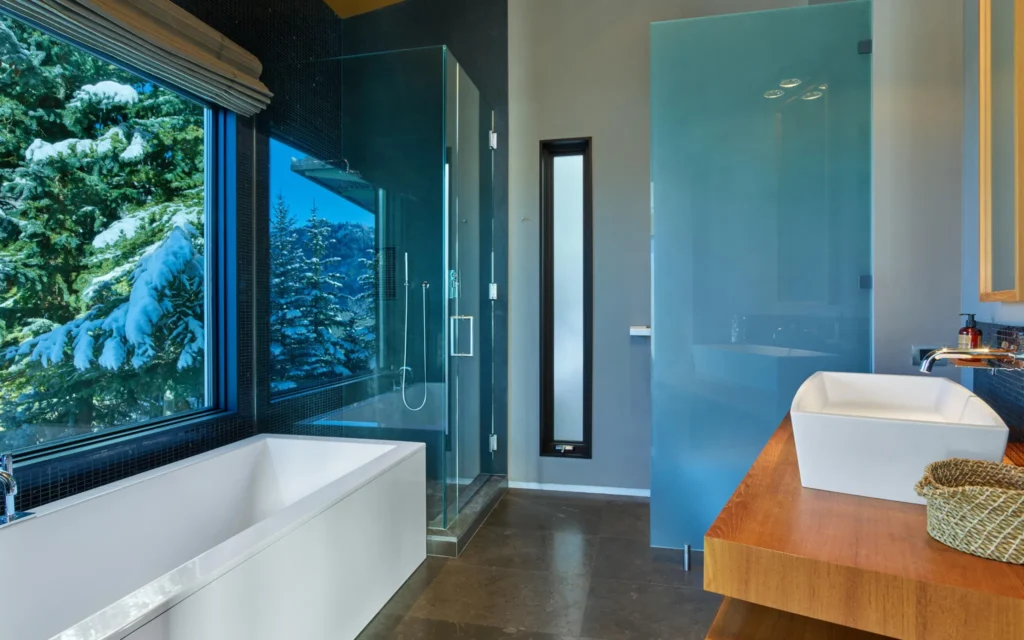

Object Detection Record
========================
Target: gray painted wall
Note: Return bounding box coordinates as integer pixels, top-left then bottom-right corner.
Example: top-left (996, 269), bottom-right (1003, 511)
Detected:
top-left (507, 0), bottom-right (808, 491)
top-left (509, 0), bottom-right (969, 490)
top-left (872, 0), bottom-right (964, 380)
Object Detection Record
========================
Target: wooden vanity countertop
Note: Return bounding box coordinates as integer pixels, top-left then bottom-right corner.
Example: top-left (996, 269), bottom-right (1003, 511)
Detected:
top-left (704, 416), bottom-right (1024, 640)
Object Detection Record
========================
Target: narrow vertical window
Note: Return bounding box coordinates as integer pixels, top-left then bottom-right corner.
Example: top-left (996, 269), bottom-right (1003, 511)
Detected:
top-left (540, 138), bottom-right (592, 458)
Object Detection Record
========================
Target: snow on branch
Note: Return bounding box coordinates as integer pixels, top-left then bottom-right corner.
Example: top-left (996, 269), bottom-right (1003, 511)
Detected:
top-left (122, 225), bottom-right (202, 367)
top-left (24, 127), bottom-right (126, 162)
top-left (69, 81), bottom-right (139, 109)
top-left (10, 221), bottom-right (204, 372)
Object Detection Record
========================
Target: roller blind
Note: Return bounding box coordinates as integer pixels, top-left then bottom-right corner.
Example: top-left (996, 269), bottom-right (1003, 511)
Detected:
top-left (0, 0), bottom-right (272, 116)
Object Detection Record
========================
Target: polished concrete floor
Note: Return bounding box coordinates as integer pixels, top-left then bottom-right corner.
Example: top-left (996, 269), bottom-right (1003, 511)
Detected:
top-left (357, 489), bottom-right (721, 639)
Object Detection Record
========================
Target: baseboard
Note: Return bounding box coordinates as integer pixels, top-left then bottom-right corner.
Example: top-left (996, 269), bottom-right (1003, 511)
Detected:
top-left (508, 481), bottom-right (650, 498)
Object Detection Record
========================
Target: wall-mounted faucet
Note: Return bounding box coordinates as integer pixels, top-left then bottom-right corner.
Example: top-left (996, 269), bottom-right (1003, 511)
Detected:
top-left (0, 453), bottom-right (19, 526)
top-left (0, 453), bottom-right (31, 527)
top-left (919, 347), bottom-right (1024, 373)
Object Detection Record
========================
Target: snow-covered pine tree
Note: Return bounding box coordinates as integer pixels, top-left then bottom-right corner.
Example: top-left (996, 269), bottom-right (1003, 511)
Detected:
top-left (268, 194), bottom-right (378, 393)
top-left (0, 16), bottom-right (205, 447)
top-left (268, 194), bottom-right (313, 392)
top-left (302, 204), bottom-right (354, 380)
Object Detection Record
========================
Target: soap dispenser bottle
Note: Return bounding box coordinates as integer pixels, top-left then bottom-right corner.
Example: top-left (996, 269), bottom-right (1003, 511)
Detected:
top-left (958, 313), bottom-right (982, 349)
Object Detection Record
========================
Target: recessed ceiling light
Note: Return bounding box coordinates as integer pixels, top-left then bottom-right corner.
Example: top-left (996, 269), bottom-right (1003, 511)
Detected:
top-left (780, 78), bottom-right (802, 88)
top-left (764, 89), bottom-right (785, 99)
top-left (801, 91), bottom-right (824, 101)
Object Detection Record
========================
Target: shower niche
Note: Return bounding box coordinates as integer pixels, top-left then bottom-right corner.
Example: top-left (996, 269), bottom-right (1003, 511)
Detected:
top-left (265, 46), bottom-right (502, 537)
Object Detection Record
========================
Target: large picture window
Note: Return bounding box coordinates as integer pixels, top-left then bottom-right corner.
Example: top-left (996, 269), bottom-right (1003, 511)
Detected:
top-left (269, 139), bottom-right (377, 394)
top-left (0, 15), bottom-right (210, 451)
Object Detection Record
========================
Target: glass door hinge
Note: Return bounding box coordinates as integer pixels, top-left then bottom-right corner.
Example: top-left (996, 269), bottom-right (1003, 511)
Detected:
top-left (489, 283), bottom-right (499, 300)
top-left (448, 269), bottom-right (459, 299)
top-left (489, 433), bottom-right (499, 452)
top-left (489, 131), bottom-right (498, 150)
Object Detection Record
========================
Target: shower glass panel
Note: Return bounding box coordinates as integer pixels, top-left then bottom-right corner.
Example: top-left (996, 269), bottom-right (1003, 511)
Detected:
top-left (445, 57), bottom-right (489, 524)
top-left (265, 46), bottom-right (498, 531)
top-left (650, 2), bottom-right (872, 550)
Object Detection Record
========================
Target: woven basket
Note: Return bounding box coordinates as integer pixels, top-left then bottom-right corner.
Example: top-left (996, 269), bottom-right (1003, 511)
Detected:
top-left (915, 458), bottom-right (1024, 564)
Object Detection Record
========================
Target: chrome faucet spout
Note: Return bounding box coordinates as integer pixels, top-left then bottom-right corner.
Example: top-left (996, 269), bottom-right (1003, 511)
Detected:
top-left (0, 454), bottom-right (16, 522)
top-left (0, 470), bottom-right (14, 517)
top-left (919, 347), bottom-right (1019, 373)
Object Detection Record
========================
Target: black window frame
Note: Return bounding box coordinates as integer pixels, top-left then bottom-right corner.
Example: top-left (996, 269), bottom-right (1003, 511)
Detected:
top-left (0, 12), bottom-right (239, 462)
top-left (539, 137), bottom-right (593, 459)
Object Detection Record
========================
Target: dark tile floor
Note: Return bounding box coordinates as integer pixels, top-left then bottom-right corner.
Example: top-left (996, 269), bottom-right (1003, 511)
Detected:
top-left (358, 490), bottom-right (721, 640)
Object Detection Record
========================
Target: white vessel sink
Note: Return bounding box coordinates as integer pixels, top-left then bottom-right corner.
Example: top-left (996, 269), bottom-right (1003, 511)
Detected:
top-left (791, 372), bottom-right (1008, 504)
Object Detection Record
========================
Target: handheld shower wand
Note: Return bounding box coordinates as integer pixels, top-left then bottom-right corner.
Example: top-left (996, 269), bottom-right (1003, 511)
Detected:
top-left (401, 252), bottom-right (429, 411)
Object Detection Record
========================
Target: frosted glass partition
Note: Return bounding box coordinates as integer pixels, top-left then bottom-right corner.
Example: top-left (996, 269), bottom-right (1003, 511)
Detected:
top-left (552, 155), bottom-right (586, 442)
top-left (650, 2), bottom-right (872, 550)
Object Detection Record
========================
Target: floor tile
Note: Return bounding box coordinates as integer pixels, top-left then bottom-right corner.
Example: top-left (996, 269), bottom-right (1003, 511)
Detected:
top-left (456, 526), bottom-right (598, 575)
top-left (356, 612), bottom-right (405, 639)
top-left (358, 614), bottom-right (573, 640)
top-left (580, 578), bottom-right (721, 640)
top-left (505, 489), bottom-right (646, 505)
top-left (599, 502), bottom-right (650, 541)
top-left (409, 562), bottom-right (590, 636)
top-left (382, 556), bottom-right (450, 617)
top-left (483, 492), bottom-right (604, 535)
top-left (591, 536), bottom-right (702, 588)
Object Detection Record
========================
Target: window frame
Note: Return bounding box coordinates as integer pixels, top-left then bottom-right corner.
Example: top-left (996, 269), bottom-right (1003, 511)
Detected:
top-left (0, 15), bottom-right (239, 461)
top-left (539, 137), bottom-right (594, 459)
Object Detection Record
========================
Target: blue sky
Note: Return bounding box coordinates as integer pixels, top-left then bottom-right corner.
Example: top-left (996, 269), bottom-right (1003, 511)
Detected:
top-left (269, 138), bottom-right (374, 226)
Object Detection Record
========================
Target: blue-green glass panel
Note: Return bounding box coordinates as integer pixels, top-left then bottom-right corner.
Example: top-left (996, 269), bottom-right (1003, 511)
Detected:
top-left (650, 2), bottom-right (872, 550)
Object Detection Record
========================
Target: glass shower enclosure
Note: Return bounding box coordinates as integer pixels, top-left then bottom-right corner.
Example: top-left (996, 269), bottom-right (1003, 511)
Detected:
top-left (265, 46), bottom-right (501, 532)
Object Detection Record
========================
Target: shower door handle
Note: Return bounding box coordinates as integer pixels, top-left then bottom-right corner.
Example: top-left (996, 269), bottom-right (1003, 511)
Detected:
top-left (450, 315), bottom-right (474, 357)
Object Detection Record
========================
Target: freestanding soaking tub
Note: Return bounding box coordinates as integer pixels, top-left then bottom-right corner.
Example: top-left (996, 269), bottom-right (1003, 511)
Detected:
top-left (2, 434), bottom-right (425, 640)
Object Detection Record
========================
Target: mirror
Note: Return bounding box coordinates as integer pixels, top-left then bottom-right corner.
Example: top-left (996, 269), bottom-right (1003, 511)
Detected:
top-left (980, 0), bottom-right (1024, 301)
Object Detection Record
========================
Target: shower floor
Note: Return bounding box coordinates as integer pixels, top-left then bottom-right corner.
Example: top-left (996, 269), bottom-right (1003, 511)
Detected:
top-left (427, 475), bottom-right (508, 557)
top-left (426, 473), bottom-right (491, 530)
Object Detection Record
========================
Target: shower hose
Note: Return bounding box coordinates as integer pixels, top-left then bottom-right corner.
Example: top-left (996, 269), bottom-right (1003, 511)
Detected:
top-left (401, 280), bottom-right (429, 411)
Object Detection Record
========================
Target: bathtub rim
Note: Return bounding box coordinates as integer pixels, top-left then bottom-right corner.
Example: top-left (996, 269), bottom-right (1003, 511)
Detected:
top-left (39, 434), bottom-right (425, 640)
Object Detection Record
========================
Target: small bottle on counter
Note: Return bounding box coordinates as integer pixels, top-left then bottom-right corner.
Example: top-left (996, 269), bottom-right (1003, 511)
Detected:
top-left (958, 313), bottom-right (982, 349)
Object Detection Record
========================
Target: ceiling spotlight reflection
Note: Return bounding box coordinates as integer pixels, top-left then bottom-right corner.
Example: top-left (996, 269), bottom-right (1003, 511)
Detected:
top-left (819, 83), bottom-right (829, 90)
top-left (764, 89), bottom-right (785, 99)
top-left (779, 78), bottom-right (802, 88)
top-left (801, 91), bottom-right (824, 101)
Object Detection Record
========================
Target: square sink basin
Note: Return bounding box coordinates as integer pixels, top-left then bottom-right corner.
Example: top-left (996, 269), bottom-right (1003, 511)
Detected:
top-left (791, 372), bottom-right (1008, 504)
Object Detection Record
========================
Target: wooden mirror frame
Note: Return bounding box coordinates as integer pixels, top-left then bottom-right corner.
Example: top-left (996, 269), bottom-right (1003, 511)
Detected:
top-left (980, 0), bottom-right (1024, 302)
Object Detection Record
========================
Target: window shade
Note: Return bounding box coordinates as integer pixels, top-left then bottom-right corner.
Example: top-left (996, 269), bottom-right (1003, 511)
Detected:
top-left (0, 0), bottom-right (272, 116)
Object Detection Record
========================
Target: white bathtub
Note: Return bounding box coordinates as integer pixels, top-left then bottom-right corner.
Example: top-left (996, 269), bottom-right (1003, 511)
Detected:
top-left (1, 434), bottom-right (426, 640)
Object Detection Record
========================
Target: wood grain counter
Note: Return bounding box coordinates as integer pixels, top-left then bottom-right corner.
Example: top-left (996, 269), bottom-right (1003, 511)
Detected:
top-left (704, 416), bottom-right (1024, 640)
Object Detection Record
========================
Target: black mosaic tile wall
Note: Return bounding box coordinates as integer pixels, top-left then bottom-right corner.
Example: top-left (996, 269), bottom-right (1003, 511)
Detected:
top-left (170, 0), bottom-right (346, 161)
top-left (16, 414), bottom-right (253, 512)
top-left (971, 322), bottom-right (1024, 442)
